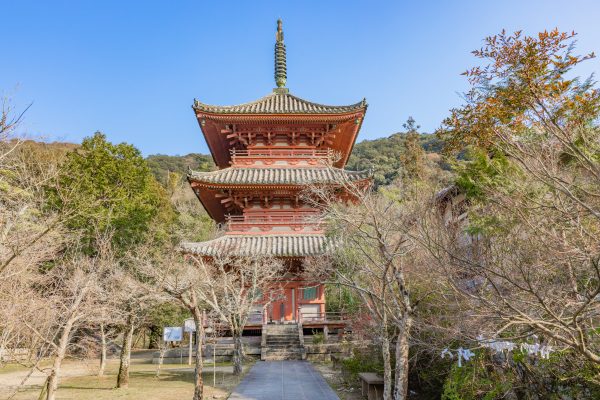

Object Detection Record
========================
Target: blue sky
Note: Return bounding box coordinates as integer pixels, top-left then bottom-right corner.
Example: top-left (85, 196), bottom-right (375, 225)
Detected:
top-left (2, 0), bottom-right (599, 156)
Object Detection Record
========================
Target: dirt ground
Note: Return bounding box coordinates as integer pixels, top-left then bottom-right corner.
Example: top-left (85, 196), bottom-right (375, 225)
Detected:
top-left (0, 351), bottom-right (250, 400)
top-left (312, 362), bottom-right (363, 400)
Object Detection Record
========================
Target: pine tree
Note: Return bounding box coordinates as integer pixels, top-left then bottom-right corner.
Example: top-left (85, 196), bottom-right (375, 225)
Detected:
top-left (400, 117), bottom-right (426, 180)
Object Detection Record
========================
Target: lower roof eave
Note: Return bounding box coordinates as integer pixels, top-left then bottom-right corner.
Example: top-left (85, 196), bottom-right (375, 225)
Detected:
top-left (179, 234), bottom-right (336, 258)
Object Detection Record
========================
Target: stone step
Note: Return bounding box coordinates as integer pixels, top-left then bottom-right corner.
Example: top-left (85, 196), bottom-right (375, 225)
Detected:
top-left (267, 339), bottom-right (300, 346)
top-left (266, 340), bottom-right (299, 344)
top-left (264, 327), bottom-right (298, 332)
top-left (267, 339), bottom-right (300, 344)
top-left (264, 349), bottom-right (303, 354)
top-left (263, 354), bottom-right (303, 361)
top-left (266, 343), bottom-right (300, 349)
top-left (266, 334), bottom-right (299, 338)
top-left (261, 324), bottom-right (305, 361)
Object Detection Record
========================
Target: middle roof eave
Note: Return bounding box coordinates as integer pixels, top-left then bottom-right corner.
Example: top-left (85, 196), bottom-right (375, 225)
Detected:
top-left (187, 166), bottom-right (373, 186)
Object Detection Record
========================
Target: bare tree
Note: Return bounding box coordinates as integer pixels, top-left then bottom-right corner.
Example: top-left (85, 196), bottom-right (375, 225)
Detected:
top-left (0, 110), bottom-right (70, 279)
top-left (305, 171), bottom-right (443, 400)
top-left (2, 243), bottom-right (111, 400)
top-left (419, 126), bottom-right (600, 364)
top-left (187, 255), bottom-right (284, 376)
top-left (111, 268), bottom-right (159, 389)
top-left (142, 248), bottom-right (284, 376)
top-left (132, 246), bottom-right (206, 400)
top-left (0, 96), bottom-right (29, 159)
top-left (430, 30), bottom-right (600, 365)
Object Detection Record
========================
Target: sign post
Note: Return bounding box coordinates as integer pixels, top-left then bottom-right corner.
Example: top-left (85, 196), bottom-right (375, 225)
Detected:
top-left (184, 318), bottom-right (197, 366)
top-left (205, 326), bottom-right (215, 385)
top-left (188, 333), bottom-right (192, 365)
top-left (162, 326), bottom-right (184, 364)
top-left (163, 326), bottom-right (183, 342)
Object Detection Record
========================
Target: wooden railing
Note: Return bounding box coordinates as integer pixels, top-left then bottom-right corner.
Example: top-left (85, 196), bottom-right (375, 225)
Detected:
top-left (297, 311), bottom-right (346, 323)
top-left (225, 212), bottom-right (323, 232)
top-left (226, 212), bottom-right (320, 224)
top-left (230, 148), bottom-right (332, 159)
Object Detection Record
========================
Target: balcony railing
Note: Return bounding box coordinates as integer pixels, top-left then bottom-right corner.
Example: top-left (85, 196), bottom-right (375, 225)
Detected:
top-left (225, 212), bottom-right (323, 232)
top-left (298, 311), bottom-right (346, 323)
top-left (230, 148), bottom-right (332, 160)
top-left (226, 212), bottom-right (320, 224)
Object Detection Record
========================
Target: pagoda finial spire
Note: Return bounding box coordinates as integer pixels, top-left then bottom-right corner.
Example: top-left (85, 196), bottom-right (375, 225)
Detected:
top-left (274, 19), bottom-right (287, 89)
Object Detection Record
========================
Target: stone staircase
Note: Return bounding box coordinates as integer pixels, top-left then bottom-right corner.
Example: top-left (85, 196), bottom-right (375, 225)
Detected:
top-left (261, 323), bottom-right (306, 361)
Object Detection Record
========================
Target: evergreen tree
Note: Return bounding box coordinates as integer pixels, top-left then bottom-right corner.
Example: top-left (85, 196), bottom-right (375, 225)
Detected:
top-left (49, 132), bottom-right (173, 253)
top-left (399, 117), bottom-right (426, 180)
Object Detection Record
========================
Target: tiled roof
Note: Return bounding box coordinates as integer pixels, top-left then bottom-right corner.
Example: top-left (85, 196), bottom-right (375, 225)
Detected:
top-left (193, 91), bottom-right (367, 115)
top-left (187, 166), bottom-right (372, 186)
top-left (180, 234), bottom-right (331, 257)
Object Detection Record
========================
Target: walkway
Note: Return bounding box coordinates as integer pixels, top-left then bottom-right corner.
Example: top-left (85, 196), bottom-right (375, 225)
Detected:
top-left (228, 360), bottom-right (340, 400)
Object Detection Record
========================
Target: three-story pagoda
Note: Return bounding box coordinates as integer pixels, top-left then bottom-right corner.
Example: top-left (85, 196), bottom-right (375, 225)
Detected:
top-left (181, 20), bottom-right (371, 326)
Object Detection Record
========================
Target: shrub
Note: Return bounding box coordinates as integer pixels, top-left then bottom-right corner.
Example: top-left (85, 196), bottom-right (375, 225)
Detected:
top-left (312, 331), bottom-right (324, 345)
top-left (340, 346), bottom-right (384, 384)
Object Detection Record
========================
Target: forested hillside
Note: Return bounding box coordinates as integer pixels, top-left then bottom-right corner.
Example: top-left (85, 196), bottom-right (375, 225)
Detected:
top-left (346, 131), bottom-right (443, 185)
top-left (26, 124), bottom-right (443, 188)
top-left (146, 153), bottom-right (215, 184)
top-left (145, 126), bottom-right (442, 186)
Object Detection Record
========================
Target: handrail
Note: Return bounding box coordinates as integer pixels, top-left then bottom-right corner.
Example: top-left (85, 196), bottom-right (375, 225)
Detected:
top-left (226, 212), bottom-right (322, 224)
top-left (299, 311), bottom-right (346, 322)
top-left (230, 148), bottom-right (332, 158)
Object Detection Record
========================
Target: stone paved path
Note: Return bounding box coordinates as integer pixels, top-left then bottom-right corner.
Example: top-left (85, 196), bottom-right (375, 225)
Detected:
top-left (228, 361), bottom-right (340, 400)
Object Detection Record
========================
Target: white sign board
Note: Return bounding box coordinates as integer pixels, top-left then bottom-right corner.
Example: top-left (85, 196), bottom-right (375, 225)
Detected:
top-left (184, 318), bottom-right (196, 333)
top-left (163, 327), bottom-right (183, 342)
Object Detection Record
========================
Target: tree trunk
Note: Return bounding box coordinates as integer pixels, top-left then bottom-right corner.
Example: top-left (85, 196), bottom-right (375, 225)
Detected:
top-left (232, 331), bottom-right (243, 376)
top-left (381, 312), bottom-right (392, 400)
top-left (98, 323), bottom-right (107, 377)
top-left (117, 315), bottom-right (134, 389)
top-left (393, 316), bottom-right (412, 400)
top-left (191, 307), bottom-right (204, 400)
top-left (155, 340), bottom-right (166, 378)
top-left (148, 325), bottom-right (161, 349)
top-left (46, 316), bottom-right (75, 400)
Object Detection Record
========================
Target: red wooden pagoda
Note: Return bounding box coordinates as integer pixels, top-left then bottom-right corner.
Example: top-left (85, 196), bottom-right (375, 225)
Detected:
top-left (181, 20), bottom-right (370, 327)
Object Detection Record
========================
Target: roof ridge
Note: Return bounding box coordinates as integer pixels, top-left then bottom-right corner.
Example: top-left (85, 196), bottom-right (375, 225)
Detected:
top-left (193, 92), bottom-right (277, 110)
top-left (282, 92), bottom-right (367, 111)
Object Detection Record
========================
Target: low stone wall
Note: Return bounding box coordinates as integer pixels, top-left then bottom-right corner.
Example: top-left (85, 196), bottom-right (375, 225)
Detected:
top-left (0, 348), bottom-right (31, 362)
top-left (152, 337), bottom-right (358, 364)
top-left (304, 342), bottom-right (352, 362)
top-left (152, 337), bottom-right (261, 364)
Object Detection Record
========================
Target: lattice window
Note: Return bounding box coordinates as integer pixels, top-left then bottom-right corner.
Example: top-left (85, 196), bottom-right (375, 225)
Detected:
top-left (302, 287), bottom-right (317, 300)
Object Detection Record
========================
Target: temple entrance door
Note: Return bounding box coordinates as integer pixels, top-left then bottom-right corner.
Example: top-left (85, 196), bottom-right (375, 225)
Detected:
top-left (279, 303), bottom-right (285, 322)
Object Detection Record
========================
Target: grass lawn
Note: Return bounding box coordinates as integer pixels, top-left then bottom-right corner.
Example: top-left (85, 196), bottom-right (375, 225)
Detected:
top-left (1, 357), bottom-right (251, 400)
top-left (0, 363), bottom-right (32, 374)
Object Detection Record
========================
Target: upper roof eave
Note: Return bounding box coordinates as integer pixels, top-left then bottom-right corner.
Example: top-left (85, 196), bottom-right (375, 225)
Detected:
top-left (192, 91), bottom-right (367, 116)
